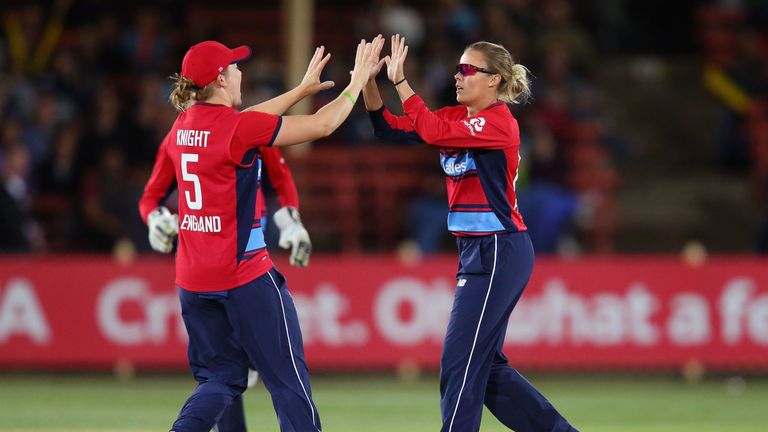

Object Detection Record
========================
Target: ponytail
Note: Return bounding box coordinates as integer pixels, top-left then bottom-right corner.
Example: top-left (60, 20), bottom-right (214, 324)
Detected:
top-left (506, 63), bottom-right (531, 105)
top-left (169, 73), bottom-right (215, 111)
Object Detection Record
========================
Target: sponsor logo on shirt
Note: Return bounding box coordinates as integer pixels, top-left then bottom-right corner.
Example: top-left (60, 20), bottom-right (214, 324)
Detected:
top-left (462, 120), bottom-right (476, 136)
top-left (443, 159), bottom-right (468, 175)
top-left (469, 117), bottom-right (485, 132)
top-left (461, 117), bottom-right (485, 136)
top-left (441, 152), bottom-right (474, 176)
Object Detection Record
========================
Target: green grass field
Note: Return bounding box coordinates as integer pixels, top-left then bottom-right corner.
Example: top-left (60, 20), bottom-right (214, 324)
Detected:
top-left (0, 373), bottom-right (766, 431)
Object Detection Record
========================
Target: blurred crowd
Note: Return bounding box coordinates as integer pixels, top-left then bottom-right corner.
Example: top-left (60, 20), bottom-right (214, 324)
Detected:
top-left (0, 0), bottom-right (186, 253)
top-left (697, 2), bottom-right (768, 252)
top-left (0, 0), bottom-right (725, 255)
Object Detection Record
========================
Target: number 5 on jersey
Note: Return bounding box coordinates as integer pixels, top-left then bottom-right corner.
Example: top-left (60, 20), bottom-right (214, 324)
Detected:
top-left (181, 153), bottom-right (203, 210)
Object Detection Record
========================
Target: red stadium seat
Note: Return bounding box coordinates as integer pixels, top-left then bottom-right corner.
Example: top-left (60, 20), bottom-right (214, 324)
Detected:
top-left (285, 146), bottom-right (435, 252)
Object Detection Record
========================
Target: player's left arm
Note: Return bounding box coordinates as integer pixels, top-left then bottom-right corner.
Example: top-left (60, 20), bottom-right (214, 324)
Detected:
top-left (262, 146), bottom-right (299, 208)
top-left (363, 36), bottom-right (424, 144)
top-left (385, 35), bottom-right (511, 150)
top-left (402, 95), bottom-right (513, 150)
top-left (262, 146), bottom-right (312, 267)
top-left (243, 46), bottom-right (334, 115)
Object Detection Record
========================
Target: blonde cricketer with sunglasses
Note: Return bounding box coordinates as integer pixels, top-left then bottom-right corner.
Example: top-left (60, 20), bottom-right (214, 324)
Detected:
top-left (363, 34), bottom-right (579, 432)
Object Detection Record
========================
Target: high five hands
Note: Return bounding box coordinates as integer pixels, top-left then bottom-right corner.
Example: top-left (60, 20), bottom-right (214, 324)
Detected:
top-left (348, 37), bottom-right (386, 90)
top-left (300, 37), bottom-right (383, 97)
top-left (299, 46), bottom-right (335, 96)
top-left (385, 34), bottom-right (408, 84)
top-left (298, 34), bottom-right (411, 108)
top-left (367, 35), bottom-right (387, 82)
top-left (302, 34), bottom-right (409, 100)
top-left (365, 34), bottom-right (414, 102)
top-left (359, 34), bottom-right (407, 85)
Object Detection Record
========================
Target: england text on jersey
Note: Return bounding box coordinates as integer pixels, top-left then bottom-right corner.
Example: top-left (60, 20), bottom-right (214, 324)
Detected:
top-left (180, 214), bottom-right (222, 232)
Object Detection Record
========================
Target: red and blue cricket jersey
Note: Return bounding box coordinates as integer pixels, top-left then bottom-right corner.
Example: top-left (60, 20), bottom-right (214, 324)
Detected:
top-left (139, 102), bottom-right (282, 292)
top-left (369, 95), bottom-right (526, 236)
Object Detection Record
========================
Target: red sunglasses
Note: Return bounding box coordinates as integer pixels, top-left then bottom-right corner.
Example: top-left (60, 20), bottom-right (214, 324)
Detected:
top-left (456, 63), bottom-right (496, 76)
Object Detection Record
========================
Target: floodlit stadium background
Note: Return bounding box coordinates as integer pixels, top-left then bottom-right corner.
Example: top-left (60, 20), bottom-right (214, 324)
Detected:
top-left (1, 1), bottom-right (767, 431)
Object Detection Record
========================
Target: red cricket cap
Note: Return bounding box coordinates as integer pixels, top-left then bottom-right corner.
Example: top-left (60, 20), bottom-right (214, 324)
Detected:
top-left (181, 41), bottom-right (252, 87)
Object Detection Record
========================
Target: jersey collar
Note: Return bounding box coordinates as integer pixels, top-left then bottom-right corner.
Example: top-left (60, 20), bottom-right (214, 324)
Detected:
top-left (194, 101), bottom-right (227, 107)
top-left (466, 100), bottom-right (504, 117)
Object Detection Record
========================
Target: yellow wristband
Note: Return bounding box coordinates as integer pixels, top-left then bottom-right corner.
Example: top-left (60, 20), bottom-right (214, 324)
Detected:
top-left (342, 91), bottom-right (356, 105)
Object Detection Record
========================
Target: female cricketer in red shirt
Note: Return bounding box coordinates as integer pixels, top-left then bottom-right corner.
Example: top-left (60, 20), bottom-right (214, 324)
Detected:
top-left (144, 142), bottom-right (310, 432)
top-left (364, 35), bottom-right (579, 432)
top-left (139, 39), bottom-right (377, 432)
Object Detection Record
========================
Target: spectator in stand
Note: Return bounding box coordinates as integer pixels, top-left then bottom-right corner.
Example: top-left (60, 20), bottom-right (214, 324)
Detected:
top-left (46, 48), bottom-right (94, 111)
top-left (703, 20), bottom-right (768, 171)
top-left (120, 7), bottom-right (169, 74)
top-left (2, 0), bottom-right (71, 76)
top-left (404, 171), bottom-right (449, 254)
top-left (36, 123), bottom-right (82, 249)
top-left (534, 0), bottom-right (596, 78)
top-left (0, 143), bottom-right (39, 251)
top-left (440, 0), bottom-right (480, 48)
top-left (516, 124), bottom-right (578, 253)
top-left (81, 144), bottom-right (144, 252)
top-left (22, 90), bottom-right (61, 168)
top-left (131, 75), bottom-right (177, 168)
top-left (77, 86), bottom-right (126, 170)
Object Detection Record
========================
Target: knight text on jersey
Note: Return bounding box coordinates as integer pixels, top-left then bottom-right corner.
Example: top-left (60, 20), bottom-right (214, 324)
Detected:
top-left (176, 129), bottom-right (211, 147)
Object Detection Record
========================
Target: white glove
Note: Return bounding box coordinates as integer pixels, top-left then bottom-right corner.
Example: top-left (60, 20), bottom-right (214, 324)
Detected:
top-left (147, 206), bottom-right (178, 253)
top-left (274, 206), bottom-right (312, 267)
top-left (247, 369), bottom-right (259, 388)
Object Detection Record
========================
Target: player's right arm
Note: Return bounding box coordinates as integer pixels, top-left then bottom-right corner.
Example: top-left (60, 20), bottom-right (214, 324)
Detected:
top-left (367, 104), bottom-right (425, 144)
top-left (243, 46), bottom-right (335, 115)
top-left (139, 132), bottom-right (176, 223)
top-left (271, 38), bottom-right (377, 146)
top-left (362, 36), bottom-right (424, 144)
top-left (138, 133), bottom-right (179, 253)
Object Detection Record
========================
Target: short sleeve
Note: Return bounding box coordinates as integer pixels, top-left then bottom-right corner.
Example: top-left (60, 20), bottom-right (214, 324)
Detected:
top-left (402, 96), bottom-right (514, 150)
top-left (230, 111), bottom-right (282, 164)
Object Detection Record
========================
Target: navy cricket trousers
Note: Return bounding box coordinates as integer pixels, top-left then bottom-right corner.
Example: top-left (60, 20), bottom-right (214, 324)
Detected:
top-left (172, 268), bottom-right (321, 432)
top-left (440, 231), bottom-right (577, 432)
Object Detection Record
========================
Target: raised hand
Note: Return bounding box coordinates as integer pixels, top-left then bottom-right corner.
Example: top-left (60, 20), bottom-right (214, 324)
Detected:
top-left (386, 34), bottom-right (409, 83)
top-left (299, 46), bottom-right (335, 96)
top-left (368, 34), bottom-right (387, 82)
top-left (349, 39), bottom-right (375, 89)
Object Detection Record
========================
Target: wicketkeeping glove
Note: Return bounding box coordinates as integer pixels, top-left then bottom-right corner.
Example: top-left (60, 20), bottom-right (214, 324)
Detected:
top-left (274, 206), bottom-right (312, 267)
top-left (147, 206), bottom-right (178, 253)
top-left (247, 368), bottom-right (259, 388)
